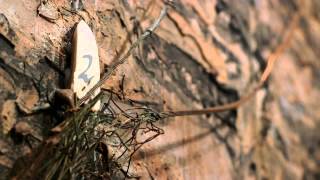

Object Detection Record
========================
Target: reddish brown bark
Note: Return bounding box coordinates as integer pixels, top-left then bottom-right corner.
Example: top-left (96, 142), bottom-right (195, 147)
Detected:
top-left (0, 0), bottom-right (319, 179)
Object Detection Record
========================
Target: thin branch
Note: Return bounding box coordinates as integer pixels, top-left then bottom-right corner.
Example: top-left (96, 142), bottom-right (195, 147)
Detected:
top-left (77, 3), bottom-right (170, 107)
top-left (161, 12), bottom-right (300, 118)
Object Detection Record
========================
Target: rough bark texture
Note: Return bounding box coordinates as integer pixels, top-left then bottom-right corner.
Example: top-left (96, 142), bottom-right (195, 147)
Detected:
top-left (0, 0), bottom-right (319, 179)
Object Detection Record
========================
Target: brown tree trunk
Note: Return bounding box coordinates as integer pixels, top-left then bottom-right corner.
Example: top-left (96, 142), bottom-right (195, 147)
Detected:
top-left (0, 0), bottom-right (319, 179)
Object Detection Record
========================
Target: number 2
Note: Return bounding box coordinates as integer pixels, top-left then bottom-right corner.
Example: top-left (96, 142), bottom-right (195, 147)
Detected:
top-left (78, 54), bottom-right (94, 84)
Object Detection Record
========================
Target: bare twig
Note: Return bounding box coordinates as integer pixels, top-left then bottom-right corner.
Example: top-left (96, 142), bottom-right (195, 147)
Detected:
top-left (161, 13), bottom-right (300, 118)
top-left (77, 3), bottom-right (170, 107)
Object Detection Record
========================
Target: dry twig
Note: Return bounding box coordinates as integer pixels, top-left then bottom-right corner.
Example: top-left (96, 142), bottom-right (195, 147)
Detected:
top-left (160, 13), bottom-right (300, 117)
top-left (77, 2), bottom-right (171, 107)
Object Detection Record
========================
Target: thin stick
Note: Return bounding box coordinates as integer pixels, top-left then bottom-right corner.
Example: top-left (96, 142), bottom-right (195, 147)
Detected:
top-left (77, 4), bottom-right (170, 107)
top-left (162, 13), bottom-right (300, 117)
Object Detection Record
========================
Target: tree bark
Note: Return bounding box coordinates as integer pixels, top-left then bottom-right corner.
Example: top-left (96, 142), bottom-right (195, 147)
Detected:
top-left (0, 0), bottom-right (319, 179)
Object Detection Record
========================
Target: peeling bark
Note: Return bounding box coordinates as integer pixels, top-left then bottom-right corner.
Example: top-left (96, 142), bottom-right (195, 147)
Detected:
top-left (0, 0), bottom-right (319, 179)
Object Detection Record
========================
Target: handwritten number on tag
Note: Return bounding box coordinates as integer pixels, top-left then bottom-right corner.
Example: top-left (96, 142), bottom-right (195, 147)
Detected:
top-left (78, 54), bottom-right (94, 85)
